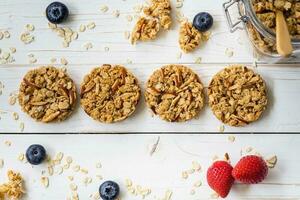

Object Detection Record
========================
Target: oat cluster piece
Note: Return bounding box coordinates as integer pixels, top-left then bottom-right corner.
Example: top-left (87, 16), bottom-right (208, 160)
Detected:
top-left (80, 65), bottom-right (141, 123)
top-left (145, 65), bottom-right (205, 122)
top-left (0, 170), bottom-right (25, 200)
top-left (131, 0), bottom-right (172, 44)
top-left (18, 66), bottom-right (77, 123)
top-left (208, 65), bottom-right (268, 127)
top-left (179, 21), bottom-right (203, 53)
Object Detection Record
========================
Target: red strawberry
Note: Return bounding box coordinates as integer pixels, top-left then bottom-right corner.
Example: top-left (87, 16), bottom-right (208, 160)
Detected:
top-left (207, 161), bottom-right (234, 198)
top-left (232, 155), bottom-right (268, 184)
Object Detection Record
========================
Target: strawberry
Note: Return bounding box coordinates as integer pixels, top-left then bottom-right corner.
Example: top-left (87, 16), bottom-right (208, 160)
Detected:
top-left (207, 161), bottom-right (234, 198)
top-left (232, 155), bottom-right (268, 184)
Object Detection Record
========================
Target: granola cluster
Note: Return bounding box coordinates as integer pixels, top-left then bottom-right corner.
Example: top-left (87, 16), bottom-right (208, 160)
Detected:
top-left (0, 170), bottom-right (25, 200)
top-left (18, 66), bottom-right (77, 123)
top-left (145, 65), bottom-right (204, 122)
top-left (179, 21), bottom-right (203, 53)
top-left (208, 65), bottom-right (268, 127)
top-left (248, 0), bottom-right (300, 54)
top-left (131, 0), bottom-right (172, 44)
top-left (80, 65), bottom-right (141, 123)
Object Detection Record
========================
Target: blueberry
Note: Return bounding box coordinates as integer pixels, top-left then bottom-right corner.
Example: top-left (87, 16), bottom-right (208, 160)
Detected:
top-left (26, 144), bottom-right (46, 165)
top-left (46, 2), bottom-right (69, 24)
top-left (193, 12), bottom-right (213, 32)
top-left (99, 181), bottom-right (120, 200)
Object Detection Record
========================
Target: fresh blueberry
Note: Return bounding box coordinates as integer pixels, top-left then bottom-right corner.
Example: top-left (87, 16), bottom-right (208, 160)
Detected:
top-left (25, 144), bottom-right (46, 165)
top-left (46, 2), bottom-right (69, 24)
top-left (193, 12), bottom-right (213, 32)
top-left (99, 181), bottom-right (120, 200)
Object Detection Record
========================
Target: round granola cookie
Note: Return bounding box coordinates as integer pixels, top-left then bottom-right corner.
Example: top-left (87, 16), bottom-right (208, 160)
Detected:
top-left (18, 66), bottom-right (77, 123)
top-left (145, 65), bottom-right (205, 122)
top-left (208, 65), bottom-right (268, 127)
top-left (80, 65), bottom-right (141, 123)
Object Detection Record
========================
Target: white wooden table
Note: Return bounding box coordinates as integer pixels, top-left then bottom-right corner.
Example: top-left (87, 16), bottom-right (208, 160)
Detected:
top-left (0, 0), bottom-right (300, 132)
top-left (0, 134), bottom-right (299, 200)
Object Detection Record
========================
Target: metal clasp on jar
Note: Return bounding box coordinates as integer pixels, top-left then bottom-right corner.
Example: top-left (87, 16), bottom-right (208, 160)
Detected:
top-left (223, 0), bottom-right (249, 33)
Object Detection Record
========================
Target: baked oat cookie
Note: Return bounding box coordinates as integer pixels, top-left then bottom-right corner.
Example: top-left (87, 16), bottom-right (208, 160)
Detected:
top-left (145, 65), bottom-right (205, 122)
top-left (179, 21), bottom-right (202, 53)
top-left (143, 0), bottom-right (172, 30)
top-left (208, 65), bottom-right (268, 127)
top-left (131, 17), bottom-right (160, 44)
top-left (80, 65), bottom-right (140, 123)
top-left (18, 66), bottom-right (77, 123)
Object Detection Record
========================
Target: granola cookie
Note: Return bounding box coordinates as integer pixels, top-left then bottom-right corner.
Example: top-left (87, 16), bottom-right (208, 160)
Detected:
top-left (0, 170), bottom-right (25, 200)
top-left (208, 65), bottom-right (268, 127)
top-left (145, 65), bottom-right (205, 122)
top-left (80, 65), bottom-right (141, 123)
top-left (179, 21), bottom-right (202, 53)
top-left (18, 66), bottom-right (77, 123)
top-left (131, 17), bottom-right (160, 44)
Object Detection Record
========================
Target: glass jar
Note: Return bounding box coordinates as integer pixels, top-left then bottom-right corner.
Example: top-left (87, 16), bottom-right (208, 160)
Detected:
top-left (223, 0), bottom-right (300, 63)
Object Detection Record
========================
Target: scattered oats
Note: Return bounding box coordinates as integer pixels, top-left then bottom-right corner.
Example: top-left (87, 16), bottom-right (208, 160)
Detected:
top-left (3, 31), bottom-right (10, 38)
top-left (192, 161), bottom-right (201, 171)
top-left (125, 179), bottom-right (132, 187)
top-left (56, 166), bottom-right (63, 175)
top-left (228, 135), bottom-right (235, 142)
top-left (225, 47), bottom-right (234, 57)
top-left (4, 140), bottom-right (11, 146)
top-left (126, 15), bottom-right (133, 22)
top-left (48, 22), bottom-right (57, 29)
top-left (195, 57), bottom-right (202, 64)
top-left (0, 159), bottom-right (4, 168)
top-left (164, 190), bottom-right (173, 200)
top-left (9, 95), bottom-right (17, 105)
top-left (193, 180), bottom-right (202, 187)
top-left (25, 24), bottom-right (35, 32)
top-left (48, 166), bottom-right (54, 176)
top-left (87, 22), bottom-right (96, 30)
top-left (96, 175), bottom-right (103, 180)
top-left (19, 122), bottom-right (24, 132)
top-left (29, 57), bottom-right (37, 64)
top-left (66, 156), bottom-right (73, 164)
top-left (63, 163), bottom-right (70, 169)
top-left (27, 53), bottom-right (34, 58)
top-left (212, 155), bottom-right (219, 161)
top-left (181, 171), bottom-right (188, 179)
top-left (79, 24), bottom-right (86, 32)
top-left (104, 46), bottom-right (109, 52)
top-left (246, 146), bottom-right (253, 153)
top-left (73, 165), bottom-right (80, 172)
top-left (218, 125), bottom-right (225, 132)
top-left (61, 58), bottom-right (68, 65)
top-left (100, 5), bottom-right (109, 13)
top-left (2, 52), bottom-right (10, 60)
top-left (126, 59), bottom-right (132, 64)
top-left (93, 193), bottom-right (100, 200)
top-left (124, 31), bottom-right (130, 40)
top-left (71, 32), bottom-right (78, 40)
top-left (83, 42), bottom-right (93, 50)
top-left (62, 40), bottom-right (69, 48)
top-left (112, 10), bottom-right (120, 18)
top-left (12, 112), bottom-right (19, 120)
top-left (18, 153), bottom-right (25, 162)
top-left (95, 162), bottom-right (102, 168)
top-left (0, 32), bottom-right (3, 40)
top-left (20, 32), bottom-right (34, 44)
top-left (41, 176), bottom-right (49, 188)
top-left (203, 31), bottom-right (211, 41)
top-left (55, 152), bottom-right (64, 161)
top-left (68, 176), bottom-right (74, 181)
top-left (176, 52), bottom-right (182, 59)
top-left (80, 168), bottom-right (88, 174)
top-left (176, 1), bottom-right (183, 8)
top-left (50, 57), bottom-right (57, 63)
top-left (211, 192), bottom-right (219, 199)
top-left (266, 155), bottom-right (277, 168)
top-left (190, 189), bottom-right (195, 195)
top-left (9, 47), bottom-right (16, 53)
top-left (70, 183), bottom-right (77, 191)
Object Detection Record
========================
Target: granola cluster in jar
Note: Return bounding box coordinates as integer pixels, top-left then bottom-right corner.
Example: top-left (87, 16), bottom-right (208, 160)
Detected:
top-left (80, 65), bottom-right (141, 123)
top-left (208, 65), bottom-right (268, 127)
top-left (145, 65), bottom-right (205, 122)
top-left (0, 170), bottom-right (25, 200)
top-left (248, 0), bottom-right (300, 54)
top-left (131, 0), bottom-right (172, 44)
top-left (18, 66), bottom-right (77, 123)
